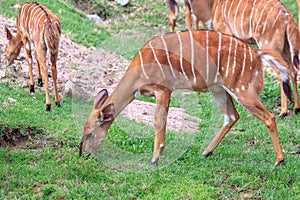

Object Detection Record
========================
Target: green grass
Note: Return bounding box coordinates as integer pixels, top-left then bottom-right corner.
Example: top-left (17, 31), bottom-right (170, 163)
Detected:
top-left (1, 0), bottom-right (300, 199)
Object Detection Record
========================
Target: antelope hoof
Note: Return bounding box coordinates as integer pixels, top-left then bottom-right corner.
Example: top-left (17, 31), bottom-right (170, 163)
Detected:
top-left (279, 112), bottom-right (288, 118)
top-left (275, 159), bottom-right (284, 166)
top-left (56, 102), bottom-right (61, 107)
top-left (46, 104), bottom-right (51, 112)
top-left (294, 108), bottom-right (300, 114)
top-left (37, 79), bottom-right (43, 87)
top-left (202, 151), bottom-right (213, 158)
top-left (30, 85), bottom-right (35, 93)
top-left (151, 158), bottom-right (159, 166)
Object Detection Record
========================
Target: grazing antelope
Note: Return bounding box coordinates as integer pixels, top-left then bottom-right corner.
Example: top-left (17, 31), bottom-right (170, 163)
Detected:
top-left (5, 2), bottom-right (61, 111)
top-left (80, 30), bottom-right (292, 166)
top-left (188, 0), bottom-right (300, 116)
top-left (166, 0), bottom-right (203, 31)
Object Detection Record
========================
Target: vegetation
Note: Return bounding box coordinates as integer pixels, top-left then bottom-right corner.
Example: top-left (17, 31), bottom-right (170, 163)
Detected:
top-left (1, 0), bottom-right (299, 199)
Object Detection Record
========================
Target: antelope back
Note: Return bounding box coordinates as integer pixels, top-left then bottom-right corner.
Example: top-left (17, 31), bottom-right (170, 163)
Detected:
top-left (128, 30), bottom-right (263, 93)
top-left (17, 2), bottom-right (60, 34)
top-left (211, 0), bottom-right (299, 46)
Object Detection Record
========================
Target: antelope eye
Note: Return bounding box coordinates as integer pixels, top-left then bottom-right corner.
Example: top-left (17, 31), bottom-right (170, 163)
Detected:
top-left (85, 132), bottom-right (93, 140)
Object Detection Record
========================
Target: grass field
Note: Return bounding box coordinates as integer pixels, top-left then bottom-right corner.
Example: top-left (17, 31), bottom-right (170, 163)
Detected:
top-left (1, 0), bottom-right (300, 199)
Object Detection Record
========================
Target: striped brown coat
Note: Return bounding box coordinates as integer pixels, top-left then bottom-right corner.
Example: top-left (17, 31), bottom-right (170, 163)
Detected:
top-left (189, 0), bottom-right (300, 116)
top-left (80, 30), bottom-right (291, 166)
top-left (5, 2), bottom-right (61, 111)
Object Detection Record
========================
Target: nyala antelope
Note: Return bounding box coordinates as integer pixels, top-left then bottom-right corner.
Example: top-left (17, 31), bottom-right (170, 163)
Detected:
top-left (166, 0), bottom-right (206, 32)
top-left (80, 30), bottom-right (292, 166)
top-left (5, 2), bottom-right (61, 111)
top-left (187, 0), bottom-right (300, 116)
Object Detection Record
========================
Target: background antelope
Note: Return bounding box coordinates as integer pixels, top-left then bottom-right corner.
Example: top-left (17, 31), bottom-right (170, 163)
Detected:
top-left (188, 0), bottom-right (300, 116)
top-left (166, 0), bottom-right (203, 31)
top-left (5, 2), bottom-right (61, 111)
top-left (80, 30), bottom-right (292, 166)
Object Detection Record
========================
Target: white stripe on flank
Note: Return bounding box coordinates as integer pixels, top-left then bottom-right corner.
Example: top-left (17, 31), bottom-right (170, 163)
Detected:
top-left (240, 0), bottom-right (248, 36)
top-left (189, 31), bottom-right (196, 84)
top-left (271, 9), bottom-right (283, 30)
top-left (255, 0), bottom-right (272, 34)
top-left (253, 0), bottom-right (264, 33)
top-left (232, 38), bottom-right (238, 74)
top-left (233, 0), bottom-right (243, 36)
top-left (149, 41), bottom-right (165, 79)
top-left (161, 35), bottom-right (177, 78)
top-left (227, 0), bottom-right (235, 29)
top-left (176, 32), bottom-right (188, 80)
top-left (241, 44), bottom-right (247, 75)
top-left (206, 31), bottom-right (209, 82)
top-left (249, 0), bottom-right (258, 37)
top-left (262, 2), bottom-right (280, 34)
top-left (225, 36), bottom-right (233, 77)
top-left (213, 0), bottom-right (220, 25)
top-left (248, 46), bottom-right (253, 62)
top-left (223, 0), bottom-right (229, 21)
top-left (215, 32), bottom-right (222, 82)
top-left (139, 51), bottom-right (149, 79)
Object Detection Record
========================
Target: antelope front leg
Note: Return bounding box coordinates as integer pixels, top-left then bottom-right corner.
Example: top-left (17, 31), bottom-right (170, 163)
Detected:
top-left (151, 88), bottom-right (171, 166)
top-left (271, 66), bottom-right (288, 117)
top-left (50, 52), bottom-right (60, 107)
top-left (203, 86), bottom-right (239, 157)
top-left (184, 1), bottom-right (192, 30)
top-left (169, 11), bottom-right (176, 32)
top-left (23, 40), bottom-right (35, 93)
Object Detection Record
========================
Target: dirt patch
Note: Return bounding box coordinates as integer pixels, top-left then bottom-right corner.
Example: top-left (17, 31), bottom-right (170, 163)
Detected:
top-left (0, 125), bottom-right (42, 147)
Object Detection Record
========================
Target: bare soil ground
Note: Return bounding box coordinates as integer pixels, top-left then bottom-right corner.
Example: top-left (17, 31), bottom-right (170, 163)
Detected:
top-left (0, 14), bottom-right (200, 135)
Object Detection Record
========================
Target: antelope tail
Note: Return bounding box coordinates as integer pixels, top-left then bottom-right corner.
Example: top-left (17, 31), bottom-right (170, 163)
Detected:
top-left (166, 0), bottom-right (179, 16)
top-left (285, 21), bottom-right (300, 70)
top-left (44, 20), bottom-right (61, 51)
top-left (259, 49), bottom-right (293, 103)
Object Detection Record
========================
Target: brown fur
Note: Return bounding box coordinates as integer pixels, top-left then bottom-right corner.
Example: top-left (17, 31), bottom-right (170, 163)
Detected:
top-left (189, 0), bottom-right (300, 115)
top-left (80, 30), bottom-right (290, 165)
top-left (5, 2), bottom-right (61, 111)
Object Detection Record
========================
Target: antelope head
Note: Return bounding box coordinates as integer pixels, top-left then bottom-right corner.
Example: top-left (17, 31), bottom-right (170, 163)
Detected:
top-left (79, 89), bottom-right (115, 157)
top-left (5, 26), bottom-right (23, 67)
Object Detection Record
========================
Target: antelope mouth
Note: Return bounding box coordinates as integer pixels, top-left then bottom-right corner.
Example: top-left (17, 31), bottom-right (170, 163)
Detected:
top-left (79, 141), bottom-right (83, 157)
top-left (79, 141), bottom-right (91, 158)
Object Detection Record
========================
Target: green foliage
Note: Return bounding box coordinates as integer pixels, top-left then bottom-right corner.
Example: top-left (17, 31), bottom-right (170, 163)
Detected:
top-left (0, 0), bottom-right (300, 199)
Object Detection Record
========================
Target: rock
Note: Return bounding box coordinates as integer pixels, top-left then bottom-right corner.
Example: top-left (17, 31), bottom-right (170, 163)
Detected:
top-left (63, 80), bottom-right (89, 100)
top-left (0, 70), bottom-right (5, 78)
top-left (115, 0), bottom-right (130, 6)
top-left (87, 14), bottom-right (104, 23)
top-left (7, 98), bottom-right (17, 103)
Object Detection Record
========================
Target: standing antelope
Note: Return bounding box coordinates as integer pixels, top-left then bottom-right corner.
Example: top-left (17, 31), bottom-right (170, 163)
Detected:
top-left (188, 0), bottom-right (300, 116)
top-left (80, 30), bottom-right (292, 166)
top-left (5, 2), bottom-right (61, 111)
top-left (166, 0), bottom-right (202, 31)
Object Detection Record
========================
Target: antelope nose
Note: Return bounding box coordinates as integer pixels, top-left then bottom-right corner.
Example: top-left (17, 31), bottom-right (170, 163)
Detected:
top-left (79, 141), bottom-right (83, 157)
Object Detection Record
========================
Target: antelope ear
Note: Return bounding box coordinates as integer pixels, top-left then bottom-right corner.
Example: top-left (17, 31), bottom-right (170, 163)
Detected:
top-left (5, 26), bottom-right (13, 41)
top-left (94, 89), bottom-right (109, 109)
top-left (99, 103), bottom-right (115, 122)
